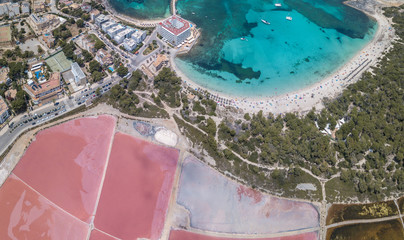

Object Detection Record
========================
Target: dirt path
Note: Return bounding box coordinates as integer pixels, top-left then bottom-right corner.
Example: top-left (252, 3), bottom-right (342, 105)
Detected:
top-left (326, 214), bottom-right (403, 229)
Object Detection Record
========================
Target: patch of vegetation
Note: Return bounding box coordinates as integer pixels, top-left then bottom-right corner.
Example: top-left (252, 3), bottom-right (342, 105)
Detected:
top-left (104, 79), bottom-right (169, 119)
top-left (154, 67), bottom-right (182, 108)
top-left (326, 219), bottom-right (404, 240)
top-left (326, 201), bottom-right (398, 225)
top-left (142, 40), bottom-right (158, 55)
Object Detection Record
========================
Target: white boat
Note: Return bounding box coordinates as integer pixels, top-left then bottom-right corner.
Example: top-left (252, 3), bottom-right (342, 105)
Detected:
top-left (240, 37), bottom-right (248, 41)
top-left (286, 16), bottom-right (292, 21)
top-left (275, 3), bottom-right (282, 7)
top-left (261, 19), bottom-right (270, 25)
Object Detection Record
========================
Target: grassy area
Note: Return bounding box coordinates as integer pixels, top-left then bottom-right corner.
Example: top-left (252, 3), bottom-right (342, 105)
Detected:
top-left (142, 40), bottom-right (158, 55)
top-left (326, 178), bottom-right (360, 202)
top-left (325, 177), bottom-right (397, 203)
top-left (326, 219), bottom-right (404, 240)
top-left (136, 103), bottom-right (169, 119)
top-left (89, 34), bottom-right (101, 42)
top-left (398, 196), bottom-right (404, 213)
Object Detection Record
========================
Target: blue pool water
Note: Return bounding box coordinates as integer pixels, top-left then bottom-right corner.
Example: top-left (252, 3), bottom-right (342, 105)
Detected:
top-left (108, 66), bottom-right (115, 72)
top-left (110, 0), bottom-right (376, 97)
top-left (35, 70), bottom-right (44, 79)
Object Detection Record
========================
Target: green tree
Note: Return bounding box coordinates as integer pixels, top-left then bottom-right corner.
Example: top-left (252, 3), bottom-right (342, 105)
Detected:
top-left (91, 71), bottom-right (103, 82)
top-left (116, 65), bottom-right (128, 77)
top-left (37, 45), bottom-right (44, 54)
top-left (89, 60), bottom-right (101, 73)
top-left (76, 19), bottom-right (84, 28)
top-left (94, 40), bottom-right (105, 50)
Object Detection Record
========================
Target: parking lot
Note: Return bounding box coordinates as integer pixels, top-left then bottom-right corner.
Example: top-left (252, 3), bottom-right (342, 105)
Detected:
top-left (75, 81), bottom-right (114, 105)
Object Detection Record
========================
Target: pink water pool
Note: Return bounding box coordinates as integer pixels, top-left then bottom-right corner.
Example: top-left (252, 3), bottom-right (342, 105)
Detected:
top-left (0, 174), bottom-right (89, 240)
top-left (94, 132), bottom-right (179, 240)
top-left (169, 230), bottom-right (318, 240)
top-left (89, 229), bottom-right (118, 240)
top-left (12, 116), bottom-right (116, 223)
top-left (176, 156), bottom-right (319, 234)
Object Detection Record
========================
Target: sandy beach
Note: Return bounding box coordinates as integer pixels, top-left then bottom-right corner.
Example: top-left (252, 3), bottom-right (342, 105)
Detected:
top-left (170, 7), bottom-right (396, 115)
top-left (102, 0), bottom-right (167, 27)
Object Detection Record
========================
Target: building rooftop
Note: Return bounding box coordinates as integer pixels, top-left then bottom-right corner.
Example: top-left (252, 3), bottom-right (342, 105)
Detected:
top-left (0, 67), bottom-right (9, 84)
top-left (0, 96), bottom-right (8, 117)
top-left (159, 15), bottom-right (190, 36)
top-left (71, 62), bottom-right (85, 79)
top-left (153, 54), bottom-right (168, 68)
top-left (96, 14), bottom-right (109, 22)
top-left (30, 14), bottom-right (45, 24)
top-left (90, 9), bottom-right (100, 16)
top-left (5, 89), bottom-right (17, 99)
top-left (25, 72), bottom-right (61, 96)
top-left (123, 38), bottom-right (137, 47)
top-left (116, 28), bottom-right (134, 38)
top-left (132, 29), bottom-right (145, 38)
top-left (108, 25), bottom-right (125, 33)
top-left (101, 20), bottom-right (116, 29)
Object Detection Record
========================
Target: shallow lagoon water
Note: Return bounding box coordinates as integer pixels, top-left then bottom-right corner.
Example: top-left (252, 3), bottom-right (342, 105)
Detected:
top-left (108, 0), bottom-right (171, 19)
top-left (110, 0), bottom-right (376, 97)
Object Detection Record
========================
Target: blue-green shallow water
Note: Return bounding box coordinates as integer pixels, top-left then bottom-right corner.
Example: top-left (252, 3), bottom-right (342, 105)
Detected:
top-left (108, 0), bottom-right (170, 19)
top-left (174, 0), bottom-right (377, 97)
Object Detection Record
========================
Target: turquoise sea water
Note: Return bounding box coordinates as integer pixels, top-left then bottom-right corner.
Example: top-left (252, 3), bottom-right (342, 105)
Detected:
top-left (108, 0), bottom-right (171, 19)
top-left (110, 0), bottom-right (376, 97)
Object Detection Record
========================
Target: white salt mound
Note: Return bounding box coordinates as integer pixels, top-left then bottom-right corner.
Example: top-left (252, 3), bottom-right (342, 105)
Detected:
top-left (155, 129), bottom-right (178, 147)
top-left (296, 183), bottom-right (317, 191)
top-left (0, 168), bottom-right (9, 186)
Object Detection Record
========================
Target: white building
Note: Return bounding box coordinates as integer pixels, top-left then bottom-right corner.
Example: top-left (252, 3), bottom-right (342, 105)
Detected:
top-left (123, 38), bottom-right (137, 51)
top-left (0, 3), bottom-right (8, 16)
top-left (21, 2), bottom-right (30, 14)
top-left (131, 29), bottom-right (146, 44)
top-left (0, 96), bottom-right (10, 124)
top-left (101, 20), bottom-right (117, 32)
top-left (95, 14), bottom-right (109, 27)
top-left (90, 9), bottom-right (100, 21)
top-left (157, 15), bottom-right (191, 46)
top-left (107, 25), bottom-right (125, 38)
top-left (8, 3), bottom-right (20, 17)
top-left (71, 62), bottom-right (86, 86)
top-left (113, 27), bottom-right (135, 44)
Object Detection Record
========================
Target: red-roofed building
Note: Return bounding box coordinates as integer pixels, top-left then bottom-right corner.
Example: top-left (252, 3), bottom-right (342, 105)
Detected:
top-left (24, 72), bottom-right (63, 105)
top-left (158, 15), bottom-right (191, 46)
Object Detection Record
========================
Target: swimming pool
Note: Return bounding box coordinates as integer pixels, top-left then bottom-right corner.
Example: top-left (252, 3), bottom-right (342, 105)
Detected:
top-left (35, 70), bottom-right (44, 79)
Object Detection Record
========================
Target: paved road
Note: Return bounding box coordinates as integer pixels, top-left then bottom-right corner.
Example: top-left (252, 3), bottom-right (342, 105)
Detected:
top-left (0, 76), bottom-right (120, 157)
top-left (129, 30), bottom-right (164, 69)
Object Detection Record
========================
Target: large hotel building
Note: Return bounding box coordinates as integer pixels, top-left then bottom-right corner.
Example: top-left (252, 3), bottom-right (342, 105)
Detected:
top-left (24, 72), bottom-right (63, 105)
top-left (157, 15), bottom-right (191, 46)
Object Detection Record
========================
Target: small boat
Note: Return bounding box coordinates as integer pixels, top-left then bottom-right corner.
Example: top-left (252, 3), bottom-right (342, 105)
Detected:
top-left (240, 37), bottom-right (248, 41)
top-left (275, 3), bottom-right (282, 7)
top-left (286, 16), bottom-right (292, 21)
top-left (192, 12), bottom-right (195, 14)
top-left (261, 19), bottom-right (270, 25)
